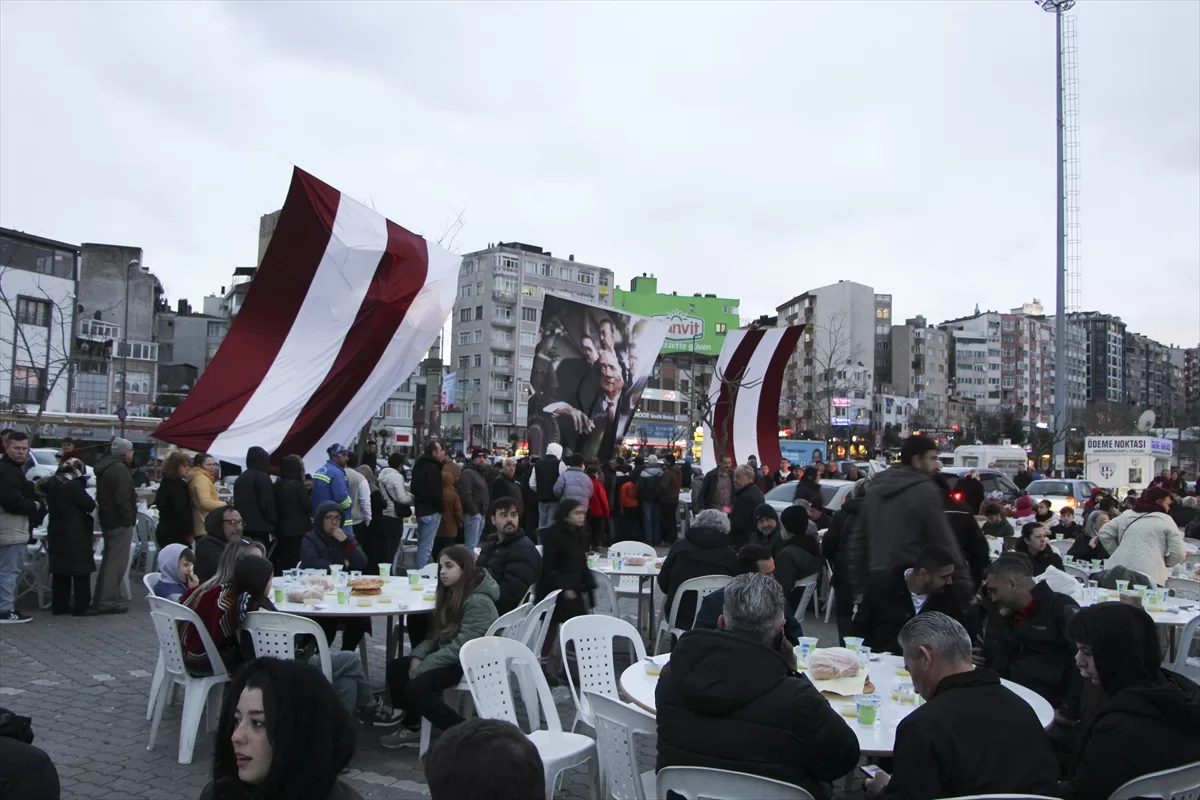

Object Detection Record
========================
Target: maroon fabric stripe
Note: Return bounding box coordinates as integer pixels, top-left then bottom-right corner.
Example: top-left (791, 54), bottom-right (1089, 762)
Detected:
top-left (270, 219), bottom-right (430, 463)
top-left (711, 328), bottom-right (765, 462)
top-left (153, 168), bottom-right (340, 452)
top-left (755, 325), bottom-right (805, 471)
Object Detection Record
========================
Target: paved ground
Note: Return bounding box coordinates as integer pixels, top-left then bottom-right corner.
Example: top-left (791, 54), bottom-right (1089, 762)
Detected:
top-left (2, 569), bottom-right (847, 800)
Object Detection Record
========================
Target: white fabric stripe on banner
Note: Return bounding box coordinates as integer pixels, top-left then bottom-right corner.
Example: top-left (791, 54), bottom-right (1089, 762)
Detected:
top-left (702, 329), bottom-right (743, 470)
top-left (208, 194), bottom-right (389, 462)
top-left (730, 327), bottom-right (785, 466)
top-left (300, 242), bottom-right (459, 472)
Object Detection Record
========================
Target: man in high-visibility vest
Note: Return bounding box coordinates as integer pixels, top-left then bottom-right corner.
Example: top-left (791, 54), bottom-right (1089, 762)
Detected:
top-left (312, 443), bottom-right (353, 531)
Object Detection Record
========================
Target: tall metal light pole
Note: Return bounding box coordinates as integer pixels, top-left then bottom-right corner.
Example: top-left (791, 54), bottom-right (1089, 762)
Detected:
top-left (1039, 0), bottom-right (1074, 476)
top-left (119, 259), bottom-right (139, 438)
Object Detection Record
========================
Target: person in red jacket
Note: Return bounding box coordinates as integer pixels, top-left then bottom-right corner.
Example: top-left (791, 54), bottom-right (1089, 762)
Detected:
top-left (586, 466), bottom-right (610, 550)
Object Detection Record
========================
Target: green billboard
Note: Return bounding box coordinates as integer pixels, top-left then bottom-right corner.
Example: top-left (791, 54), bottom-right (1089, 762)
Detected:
top-left (613, 275), bottom-right (741, 355)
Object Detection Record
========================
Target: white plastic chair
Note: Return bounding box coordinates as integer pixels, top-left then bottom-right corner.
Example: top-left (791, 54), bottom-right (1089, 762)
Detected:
top-left (142, 572), bottom-right (161, 595)
top-left (417, 562), bottom-right (439, 580)
top-left (609, 542), bottom-right (657, 621)
top-left (654, 574), bottom-right (731, 655)
top-left (142, 572), bottom-right (164, 720)
top-left (242, 611), bottom-right (333, 681)
top-left (1170, 615), bottom-right (1199, 683)
top-left (1167, 578), bottom-right (1200, 601)
top-left (134, 512), bottom-right (158, 573)
top-left (459, 637), bottom-right (598, 800)
top-left (391, 523), bottom-right (419, 571)
top-left (418, 603), bottom-right (535, 756)
top-left (1064, 564), bottom-right (1091, 583)
top-left (655, 766), bottom-right (815, 800)
top-left (1107, 761), bottom-right (1200, 800)
top-left (793, 573), bottom-right (821, 622)
top-left (591, 569), bottom-right (625, 621)
top-left (145, 596), bottom-right (230, 764)
top-left (521, 589), bottom-right (562, 659)
top-left (559, 615), bottom-right (647, 731)
top-left (1050, 538), bottom-right (1074, 556)
top-left (587, 691), bottom-right (657, 800)
top-left (18, 539), bottom-right (50, 609)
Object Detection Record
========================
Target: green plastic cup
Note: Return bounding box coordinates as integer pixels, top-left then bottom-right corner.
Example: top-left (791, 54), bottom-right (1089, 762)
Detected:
top-left (855, 694), bottom-right (881, 725)
top-left (1115, 580), bottom-right (1129, 593)
top-left (273, 586), bottom-right (284, 604)
top-left (843, 637), bottom-right (864, 651)
top-left (378, 564), bottom-right (390, 578)
top-left (337, 587), bottom-right (349, 605)
top-left (409, 573), bottom-right (421, 586)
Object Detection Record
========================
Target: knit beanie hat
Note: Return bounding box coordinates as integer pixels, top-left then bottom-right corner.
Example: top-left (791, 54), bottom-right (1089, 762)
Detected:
top-left (111, 438), bottom-right (133, 456)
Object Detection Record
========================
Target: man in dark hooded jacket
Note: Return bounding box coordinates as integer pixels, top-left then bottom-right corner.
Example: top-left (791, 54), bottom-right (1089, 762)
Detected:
top-left (657, 509), bottom-right (737, 632)
top-left (863, 436), bottom-right (962, 581)
top-left (1058, 603), bottom-right (1200, 800)
top-left (273, 454), bottom-right (310, 572)
top-left (300, 501), bottom-right (370, 651)
top-left (234, 446), bottom-right (277, 547)
top-left (656, 574), bottom-right (860, 800)
top-left (822, 483), bottom-right (866, 641)
top-left (728, 466), bottom-right (765, 550)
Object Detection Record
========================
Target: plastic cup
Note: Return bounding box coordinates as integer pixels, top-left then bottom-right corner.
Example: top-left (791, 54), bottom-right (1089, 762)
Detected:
top-left (855, 694), bottom-right (881, 725)
top-left (613, 557), bottom-right (623, 571)
top-left (409, 573), bottom-right (421, 586)
top-left (857, 645), bottom-right (872, 666)
top-left (797, 636), bottom-right (819, 664)
top-left (329, 564), bottom-right (343, 575)
top-left (899, 683), bottom-right (916, 705)
top-left (587, 555), bottom-right (598, 569)
top-left (843, 637), bottom-right (864, 651)
top-left (1134, 587), bottom-right (1147, 600)
top-left (336, 587), bottom-right (349, 605)
top-left (378, 564), bottom-right (390, 578)
top-left (1091, 559), bottom-right (1103, 571)
top-left (1115, 580), bottom-right (1129, 593)
top-left (273, 586), bottom-right (284, 604)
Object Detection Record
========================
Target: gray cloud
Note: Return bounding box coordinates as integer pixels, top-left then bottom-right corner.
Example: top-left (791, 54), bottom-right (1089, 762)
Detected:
top-left (1, 0), bottom-right (1196, 347)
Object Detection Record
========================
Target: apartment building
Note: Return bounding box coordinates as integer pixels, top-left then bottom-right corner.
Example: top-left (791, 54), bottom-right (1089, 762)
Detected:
top-left (886, 315), bottom-right (950, 428)
top-left (1067, 311), bottom-right (1127, 404)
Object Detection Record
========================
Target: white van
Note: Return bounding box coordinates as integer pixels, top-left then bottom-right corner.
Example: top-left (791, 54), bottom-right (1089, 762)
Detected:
top-left (951, 444), bottom-right (1029, 478)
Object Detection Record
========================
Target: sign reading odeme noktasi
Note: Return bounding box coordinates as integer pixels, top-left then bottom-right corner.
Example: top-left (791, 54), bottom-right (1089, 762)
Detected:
top-left (1084, 436), bottom-right (1173, 459)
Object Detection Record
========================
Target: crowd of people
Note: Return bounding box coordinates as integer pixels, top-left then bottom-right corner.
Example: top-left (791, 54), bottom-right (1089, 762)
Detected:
top-left (2, 426), bottom-right (1199, 800)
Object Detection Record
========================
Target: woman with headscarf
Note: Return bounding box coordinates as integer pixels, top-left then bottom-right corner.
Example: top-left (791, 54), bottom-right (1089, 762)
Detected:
top-left (181, 554), bottom-right (276, 674)
top-left (200, 657), bottom-right (361, 800)
top-left (153, 543), bottom-right (198, 601)
top-left (153, 450), bottom-right (193, 549)
top-left (1058, 603), bottom-right (1200, 799)
top-left (1097, 486), bottom-right (1187, 586)
top-left (42, 457), bottom-right (97, 616)
top-left (1069, 497), bottom-right (1115, 561)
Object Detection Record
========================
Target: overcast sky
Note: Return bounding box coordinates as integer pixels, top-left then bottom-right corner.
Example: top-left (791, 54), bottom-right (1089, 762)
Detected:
top-left (1, 1), bottom-right (1197, 347)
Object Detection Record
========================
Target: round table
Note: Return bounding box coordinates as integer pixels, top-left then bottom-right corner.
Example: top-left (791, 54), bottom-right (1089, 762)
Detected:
top-left (593, 558), bottom-right (662, 633)
top-left (619, 653), bottom-right (1054, 757)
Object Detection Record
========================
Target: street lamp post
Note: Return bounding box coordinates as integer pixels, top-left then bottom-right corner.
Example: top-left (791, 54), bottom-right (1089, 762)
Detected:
top-left (119, 259), bottom-right (140, 438)
top-left (1039, 0), bottom-right (1074, 476)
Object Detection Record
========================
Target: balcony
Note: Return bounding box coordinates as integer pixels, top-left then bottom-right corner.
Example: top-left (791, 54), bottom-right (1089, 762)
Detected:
top-left (117, 341), bottom-right (159, 362)
top-left (493, 289), bottom-right (517, 303)
top-left (78, 319), bottom-right (119, 342)
top-left (492, 315), bottom-right (516, 328)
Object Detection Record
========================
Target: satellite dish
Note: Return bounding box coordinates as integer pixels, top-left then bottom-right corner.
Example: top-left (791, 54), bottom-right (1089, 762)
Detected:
top-left (1137, 409), bottom-right (1156, 432)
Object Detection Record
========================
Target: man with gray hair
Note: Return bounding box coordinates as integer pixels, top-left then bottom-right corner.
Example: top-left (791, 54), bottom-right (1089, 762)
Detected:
top-left (656, 508), bottom-right (736, 636)
top-left (865, 612), bottom-right (1058, 799)
top-left (656, 573), bottom-right (860, 799)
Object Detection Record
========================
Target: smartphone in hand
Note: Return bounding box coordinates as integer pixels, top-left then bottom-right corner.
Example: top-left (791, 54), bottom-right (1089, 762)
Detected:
top-left (861, 765), bottom-right (882, 778)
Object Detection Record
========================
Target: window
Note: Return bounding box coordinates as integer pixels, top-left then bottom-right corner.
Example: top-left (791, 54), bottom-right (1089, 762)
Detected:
top-left (472, 378), bottom-right (481, 388)
top-left (121, 342), bottom-right (159, 361)
top-left (493, 354), bottom-right (511, 368)
top-left (460, 284), bottom-right (472, 298)
top-left (522, 307), bottom-right (537, 322)
top-left (875, 308), bottom-right (890, 319)
top-left (383, 400), bottom-right (413, 419)
top-left (470, 402), bottom-right (480, 416)
top-left (459, 259), bottom-right (474, 277)
top-left (475, 306), bottom-right (483, 320)
top-left (207, 321), bottom-right (226, 338)
top-left (494, 377), bottom-right (512, 392)
top-left (539, 262), bottom-right (553, 277)
top-left (11, 365), bottom-right (43, 403)
top-left (458, 331), bottom-right (473, 345)
top-left (577, 271), bottom-right (594, 285)
top-left (491, 400), bottom-right (512, 415)
top-left (0, 237), bottom-right (75, 279)
top-left (520, 332), bottom-right (537, 347)
top-left (72, 370), bottom-right (107, 414)
top-left (558, 266), bottom-right (573, 281)
top-left (599, 275), bottom-right (609, 288)
top-left (519, 354), bottom-right (533, 370)
top-left (521, 286), bottom-right (536, 297)
top-left (498, 278), bottom-right (517, 295)
top-left (495, 306), bottom-right (513, 321)
top-left (459, 308), bottom-right (472, 322)
top-left (123, 370), bottom-right (153, 395)
top-left (458, 356), bottom-right (470, 369)
top-left (16, 297), bottom-right (50, 327)
top-left (473, 354), bottom-right (482, 368)
top-left (499, 256), bottom-right (519, 273)
top-left (715, 323), bottom-right (727, 334)
top-left (492, 330), bottom-right (513, 345)
top-left (524, 260), bottom-right (538, 275)
top-left (473, 330), bottom-right (483, 344)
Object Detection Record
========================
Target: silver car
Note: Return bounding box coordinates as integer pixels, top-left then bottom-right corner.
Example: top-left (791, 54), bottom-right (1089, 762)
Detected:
top-left (764, 479), bottom-right (856, 515)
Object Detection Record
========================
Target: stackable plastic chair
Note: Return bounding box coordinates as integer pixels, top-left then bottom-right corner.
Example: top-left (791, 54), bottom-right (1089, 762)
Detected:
top-left (591, 569), bottom-right (625, 621)
top-left (1050, 538), bottom-right (1074, 556)
top-left (609, 541), bottom-right (657, 625)
top-left (142, 573), bottom-right (163, 719)
top-left (242, 611), bottom-right (333, 681)
top-left (1106, 761), bottom-right (1200, 800)
top-left (521, 589), bottom-right (562, 659)
top-left (794, 573), bottom-right (822, 622)
top-left (460, 637), bottom-right (598, 799)
top-left (1167, 578), bottom-right (1200, 601)
top-left (653, 574), bottom-right (730, 655)
top-left (1063, 564), bottom-right (1091, 583)
top-left (559, 615), bottom-right (647, 731)
top-left (1170, 616), bottom-right (1200, 683)
top-left (145, 596), bottom-right (230, 764)
top-left (587, 691), bottom-right (657, 800)
top-left (418, 562), bottom-right (439, 580)
top-left (417, 603), bottom-right (534, 756)
top-left (655, 766), bottom-right (815, 800)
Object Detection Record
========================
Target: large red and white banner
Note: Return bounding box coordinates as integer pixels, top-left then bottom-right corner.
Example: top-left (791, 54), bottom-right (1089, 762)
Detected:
top-left (701, 325), bottom-right (805, 471)
top-left (154, 168), bottom-right (459, 470)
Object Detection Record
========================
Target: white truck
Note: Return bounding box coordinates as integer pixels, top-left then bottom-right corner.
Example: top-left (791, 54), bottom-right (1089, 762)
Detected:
top-left (1083, 436), bottom-right (1173, 494)
top-left (949, 444), bottom-right (1030, 478)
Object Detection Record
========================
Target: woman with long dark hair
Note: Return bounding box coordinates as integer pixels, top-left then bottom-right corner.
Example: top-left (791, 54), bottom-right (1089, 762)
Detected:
top-left (180, 553), bottom-right (275, 675)
top-left (200, 657), bottom-right (359, 800)
top-left (1059, 603), bottom-right (1200, 799)
top-left (535, 499), bottom-right (595, 680)
top-left (153, 450), bottom-right (193, 549)
top-left (381, 544), bottom-right (498, 748)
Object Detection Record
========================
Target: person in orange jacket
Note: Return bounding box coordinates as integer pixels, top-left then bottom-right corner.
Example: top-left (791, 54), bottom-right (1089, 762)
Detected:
top-left (586, 466), bottom-right (611, 550)
top-left (619, 475), bottom-right (640, 543)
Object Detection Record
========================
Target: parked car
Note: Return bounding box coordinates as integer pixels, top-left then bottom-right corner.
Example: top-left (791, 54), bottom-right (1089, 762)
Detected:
top-left (1022, 478), bottom-right (1100, 511)
top-left (764, 478), bottom-right (855, 516)
top-left (27, 448), bottom-right (94, 487)
top-left (939, 467), bottom-right (1023, 505)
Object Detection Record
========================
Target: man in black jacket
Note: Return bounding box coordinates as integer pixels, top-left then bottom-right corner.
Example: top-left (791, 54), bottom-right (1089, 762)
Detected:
top-left (234, 445), bottom-right (277, 547)
top-left (193, 505), bottom-right (244, 583)
top-left (92, 437), bottom-right (137, 614)
top-left (491, 458), bottom-right (524, 521)
top-left (410, 442), bottom-right (446, 568)
top-left (727, 466), bottom-right (764, 550)
top-left (0, 432), bottom-right (43, 624)
top-left (851, 545), bottom-right (960, 655)
top-left (477, 498), bottom-right (542, 615)
top-left (458, 449), bottom-right (491, 551)
top-left (982, 555), bottom-right (1081, 721)
top-left (531, 443), bottom-right (562, 528)
top-left (657, 508), bottom-right (737, 632)
top-left (273, 454), bottom-right (310, 573)
top-left (656, 573), bottom-right (861, 800)
top-left (865, 612), bottom-right (1059, 799)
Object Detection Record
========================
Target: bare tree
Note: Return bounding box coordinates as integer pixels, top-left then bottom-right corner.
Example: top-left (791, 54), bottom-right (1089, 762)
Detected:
top-left (693, 366), bottom-right (763, 458)
top-left (0, 266), bottom-right (75, 444)
top-left (801, 310), bottom-right (870, 440)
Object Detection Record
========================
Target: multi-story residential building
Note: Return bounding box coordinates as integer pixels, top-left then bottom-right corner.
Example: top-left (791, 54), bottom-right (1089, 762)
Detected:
top-left (1184, 347), bottom-right (1200, 422)
top-left (939, 311), bottom-right (1002, 410)
top-left (73, 243), bottom-right (162, 418)
top-left (873, 293), bottom-right (893, 387)
top-left (1125, 332), bottom-right (1176, 422)
top-left (776, 281), bottom-right (876, 443)
top-left (886, 316), bottom-right (950, 428)
top-left (948, 394), bottom-right (978, 436)
top-left (873, 393), bottom-right (920, 437)
top-left (613, 275), bottom-right (740, 453)
top-left (1066, 311), bottom-right (1127, 404)
top-left (157, 299), bottom-right (228, 382)
top-left (1045, 316), bottom-right (1089, 413)
top-left (449, 242), bottom-right (614, 448)
top-left (0, 227), bottom-right (80, 415)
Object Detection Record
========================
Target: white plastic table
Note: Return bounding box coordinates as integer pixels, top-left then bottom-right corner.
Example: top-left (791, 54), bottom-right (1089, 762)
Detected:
top-left (619, 653), bottom-right (1054, 757)
top-left (592, 558), bottom-right (662, 634)
top-left (269, 575), bottom-right (436, 668)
